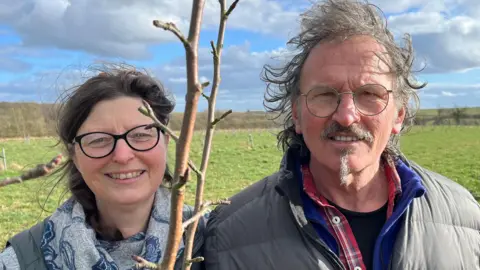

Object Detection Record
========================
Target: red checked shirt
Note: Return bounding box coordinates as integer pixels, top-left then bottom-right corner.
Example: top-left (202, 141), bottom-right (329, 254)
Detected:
top-left (302, 159), bottom-right (402, 270)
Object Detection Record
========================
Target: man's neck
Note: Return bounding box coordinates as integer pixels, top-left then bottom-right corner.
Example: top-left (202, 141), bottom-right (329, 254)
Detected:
top-left (309, 158), bottom-right (389, 213)
top-left (96, 195), bottom-right (155, 239)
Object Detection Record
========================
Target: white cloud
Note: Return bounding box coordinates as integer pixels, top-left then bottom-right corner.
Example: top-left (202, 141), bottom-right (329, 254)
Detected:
top-left (441, 91), bottom-right (466, 97)
top-left (416, 82), bottom-right (480, 108)
top-left (151, 42), bottom-right (283, 111)
top-left (385, 8), bottom-right (480, 73)
top-left (0, 43), bottom-right (283, 111)
top-left (368, 0), bottom-right (460, 14)
top-left (422, 93), bottom-right (440, 98)
top-left (0, 0), bottom-right (299, 59)
top-left (0, 58), bottom-right (31, 72)
top-left (368, 0), bottom-right (425, 13)
top-left (168, 77), bottom-right (186, 84)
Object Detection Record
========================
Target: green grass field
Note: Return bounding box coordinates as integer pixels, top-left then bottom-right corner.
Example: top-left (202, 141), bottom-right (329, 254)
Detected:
top-left (0, 126), bottom-right (479, 250)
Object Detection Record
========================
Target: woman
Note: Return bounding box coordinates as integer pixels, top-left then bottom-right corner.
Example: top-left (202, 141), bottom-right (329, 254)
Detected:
top-left (0, 67), bottom-right (205, 269)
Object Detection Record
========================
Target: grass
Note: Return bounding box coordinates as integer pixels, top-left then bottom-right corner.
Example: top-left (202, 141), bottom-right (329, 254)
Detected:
top-left (0, 126), bottom-right (479, 250)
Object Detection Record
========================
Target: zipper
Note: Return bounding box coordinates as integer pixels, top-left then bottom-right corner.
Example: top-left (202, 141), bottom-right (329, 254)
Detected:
top-left (290, 203), bottom-right (345, 270)
top-left (303, 226), bottom-right (345, 270)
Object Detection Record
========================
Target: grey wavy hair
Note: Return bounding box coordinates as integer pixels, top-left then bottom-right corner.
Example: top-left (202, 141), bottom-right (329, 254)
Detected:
top-left (262, 0), bottom-right (427, 160)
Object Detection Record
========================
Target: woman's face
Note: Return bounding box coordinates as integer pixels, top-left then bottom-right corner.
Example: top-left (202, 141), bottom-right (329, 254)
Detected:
top-left (73, 96), bottom-right (169, 207)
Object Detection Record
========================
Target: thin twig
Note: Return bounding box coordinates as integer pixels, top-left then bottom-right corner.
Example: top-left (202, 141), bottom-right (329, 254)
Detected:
top-left (0, 154), bottom-right (63, 188)
top-left (185, 161), bottom-right (201, 179)
top-left (0, 177), bottom-right (22, 187)
top-left (212, 109), bottom-right (233, 126)
top-left (184, 257), bottom-right (205, 268)
top-left (181, 199), bottom-right (230, 230)
top-left (138, 102), bottom-right (202, 177)
top-left (225, 0), bottom-right (240, 17)
top-left (201, 81), bottom-right (210, 101)
top-left (133, 255), bottom-right (159, 269)
top-left (153, 21), bottom-right (190, 50)
top-left (201, 81), bottom-right (210, 89)
top-left (139, 102), bottom-right (178, 142)
top-left (210, 40), bottom-right (217, 57)
top-left (182, 202), bottom-right (212, 230)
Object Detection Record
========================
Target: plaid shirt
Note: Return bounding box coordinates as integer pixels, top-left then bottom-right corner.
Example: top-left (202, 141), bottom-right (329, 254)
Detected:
top-left (302, 159), bottom-right (402, 270)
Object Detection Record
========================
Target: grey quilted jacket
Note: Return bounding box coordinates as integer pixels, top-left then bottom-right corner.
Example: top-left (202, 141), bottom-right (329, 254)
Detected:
top-left (203, 149), bottom-right (480, 270)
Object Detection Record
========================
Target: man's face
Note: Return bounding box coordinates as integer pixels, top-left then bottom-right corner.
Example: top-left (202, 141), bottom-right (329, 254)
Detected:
top-left (293, 35), bottom-right (405, 177)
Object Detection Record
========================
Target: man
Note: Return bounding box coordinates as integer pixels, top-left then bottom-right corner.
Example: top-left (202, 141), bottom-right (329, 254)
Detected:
top-left (203, 0), bottom-right (480, 270)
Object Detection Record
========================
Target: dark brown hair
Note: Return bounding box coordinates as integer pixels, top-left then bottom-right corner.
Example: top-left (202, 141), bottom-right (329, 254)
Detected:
top-left (53, 65), bottom-right (175, 240)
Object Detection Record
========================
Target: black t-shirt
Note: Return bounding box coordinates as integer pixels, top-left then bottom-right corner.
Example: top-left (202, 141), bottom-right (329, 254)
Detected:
top-left (329, 201), bottom-right (388, 270)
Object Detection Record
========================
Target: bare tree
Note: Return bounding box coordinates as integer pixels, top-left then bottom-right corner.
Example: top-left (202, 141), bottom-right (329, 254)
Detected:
top-left (433, 108), bottom-right (447, 126)
top-left (451, 106), bottom-right (467, 126)
top-left (133, 1), bottom-right (239, 269)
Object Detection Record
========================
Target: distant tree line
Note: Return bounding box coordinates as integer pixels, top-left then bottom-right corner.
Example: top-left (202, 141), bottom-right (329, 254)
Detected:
top-left (414, 107), bottom-right (480, 126)
top-left (0, 102), bottom-right (479, 138)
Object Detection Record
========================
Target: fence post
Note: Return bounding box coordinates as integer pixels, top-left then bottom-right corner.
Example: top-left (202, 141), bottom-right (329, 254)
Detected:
top-left (1, 148), bottom-right (6, 171)
top-left (248, 133), bottom-right (254, 149)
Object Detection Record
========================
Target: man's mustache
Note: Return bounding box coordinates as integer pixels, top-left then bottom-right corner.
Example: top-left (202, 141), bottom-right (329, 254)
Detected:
top-left (321, 122), bottom-right (374, 143)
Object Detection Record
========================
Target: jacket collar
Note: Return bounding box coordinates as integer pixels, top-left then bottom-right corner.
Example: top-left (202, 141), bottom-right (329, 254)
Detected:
top-left (275, 146), bottom-right (307, 204)
top-left (275, 146), bottom-right (426, 203)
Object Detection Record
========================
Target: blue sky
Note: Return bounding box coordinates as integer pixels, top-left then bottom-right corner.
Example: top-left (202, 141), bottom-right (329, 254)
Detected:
top-left (1, 0), bottom-right (480, 112)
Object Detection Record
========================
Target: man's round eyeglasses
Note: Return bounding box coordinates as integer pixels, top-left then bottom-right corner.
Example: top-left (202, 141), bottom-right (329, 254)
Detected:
top-left (299, 84), bottom-right (393, 118)
top-left (72, 124), bottom-right (162, 159)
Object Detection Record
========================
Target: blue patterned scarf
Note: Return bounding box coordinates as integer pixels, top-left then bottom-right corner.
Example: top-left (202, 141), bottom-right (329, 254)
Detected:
top-left (40, 187), bottom-right (180, 269)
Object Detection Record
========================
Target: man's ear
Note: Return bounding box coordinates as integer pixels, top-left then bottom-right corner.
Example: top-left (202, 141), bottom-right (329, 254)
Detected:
top-left (392, 106), bottom-right (406, 134)
top-left (292, 98), bottom-right (302, 134)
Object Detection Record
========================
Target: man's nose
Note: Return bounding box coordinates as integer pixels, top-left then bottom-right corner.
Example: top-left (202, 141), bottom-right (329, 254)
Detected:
top-left (331, 93), bottom-right (361, 126)
top-left (111, 139), bottom-right (134, 164)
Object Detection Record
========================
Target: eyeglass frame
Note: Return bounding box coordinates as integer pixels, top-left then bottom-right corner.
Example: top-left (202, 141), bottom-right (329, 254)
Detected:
top-left (72, 124), bottom-right (164, 159)
top-left (298, 84), bottom-right (394, 118)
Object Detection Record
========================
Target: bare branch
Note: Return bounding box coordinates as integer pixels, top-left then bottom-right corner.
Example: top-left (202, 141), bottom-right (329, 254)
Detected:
top-left (182, 1), bottom-right (237, 269)
top-left (132, 255), bottom-right (159, 269)
top-left (201, 81), bottom-right (210, 89)
top-left (0, 177), bottom-right (22, 187)
top-left (211, 109), bottom-right (232, 127)
top-left (201, 81), bottom-right (211, 101)
top-left (182, 207), bottom-right (210, 231)
top-left (0, 154), bottom-right (63, 188)
top-left (160, 0), bottom-right (207, 269)
top-left (185, 257), bottom-right (205, 266)
top-left (153, 20), bottom-right (190, 50)
top-left (211, 198), bottom-right (232, 205)
top-left (181, 199), bottom-right (230, 230)
top-left (225, 0), bottom-right (240, 17)
top-left (139, 102), bottom-right (179, 143)
top-left (186, 160), bottom-right (202, 178)
top-left (138, 102), bottom-right (202, 177)
top-left (160, 167), bottom-right (190, 270)
top-left (210, 40), bottom-right (217, 57)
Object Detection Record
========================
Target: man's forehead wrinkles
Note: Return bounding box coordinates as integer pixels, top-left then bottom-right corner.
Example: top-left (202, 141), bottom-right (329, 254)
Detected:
top-left (305, 67), bottom-right (390, 90)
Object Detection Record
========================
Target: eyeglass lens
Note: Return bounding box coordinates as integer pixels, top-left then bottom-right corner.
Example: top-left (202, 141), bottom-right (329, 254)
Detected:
top-left (79, 125), bottom-right (159, 158)
top-left (305, 84), bottom-right (390, 117)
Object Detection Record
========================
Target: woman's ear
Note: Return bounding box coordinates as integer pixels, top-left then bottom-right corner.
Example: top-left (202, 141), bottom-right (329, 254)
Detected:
top-left (163, 133), bottom-right (170, 145)
top-left (69, 144), bottom-right (78, 166)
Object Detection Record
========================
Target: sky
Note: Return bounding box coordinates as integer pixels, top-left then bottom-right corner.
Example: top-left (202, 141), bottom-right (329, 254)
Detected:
top-left (1, 0), bottom-right (480, 112)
